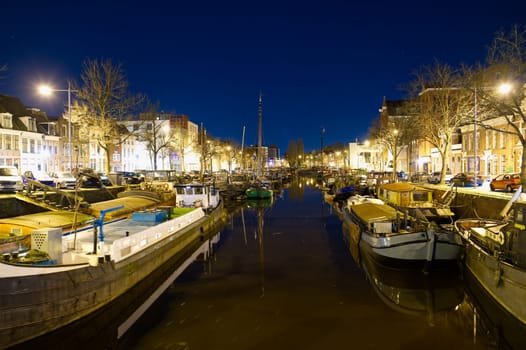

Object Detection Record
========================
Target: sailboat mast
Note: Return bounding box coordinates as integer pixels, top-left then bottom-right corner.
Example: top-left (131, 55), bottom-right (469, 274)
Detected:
top-left (258, 93), bottom-right (263, 149)
top-left (257, 92), bottom-right (263, 176)
top-left (241, 124), bottom-right (246, 170)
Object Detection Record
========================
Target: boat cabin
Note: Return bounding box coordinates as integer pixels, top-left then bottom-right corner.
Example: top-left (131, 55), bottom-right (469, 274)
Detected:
top-left (378, 183), bottom-right (433, 208)
top-left (142, 170), bottom-right (180, 192)
top-left (351, 202), bottom-right (398, 234)
top-left (174, 183), bottom-right (220, 209)
top-left (508, 201), bottom-right (526, 268)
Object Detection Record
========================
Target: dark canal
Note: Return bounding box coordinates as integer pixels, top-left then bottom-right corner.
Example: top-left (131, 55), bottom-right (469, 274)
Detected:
top-left (116, 178), bottom-right (520, 350)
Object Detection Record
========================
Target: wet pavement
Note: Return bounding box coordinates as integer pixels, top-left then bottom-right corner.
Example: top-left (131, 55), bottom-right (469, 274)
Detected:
top-left (117, 181), bottom-right (517, 350)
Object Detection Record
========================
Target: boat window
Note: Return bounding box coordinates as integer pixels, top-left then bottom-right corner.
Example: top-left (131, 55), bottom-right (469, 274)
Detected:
top-left (516, 206), bottom-right (524, 224)
top-left (185, 187), bottom-right (194, 195)
top-left (194, 187), bottom-right (203, 194)
top-left (176, 187), bottom-right (185, 195)
top-left (413, 191), bottom-right (428, 202)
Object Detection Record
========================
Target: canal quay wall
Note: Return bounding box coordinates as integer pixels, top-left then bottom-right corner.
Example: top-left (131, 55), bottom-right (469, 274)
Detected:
top-left (430, 185), bottom-right (512, 220)
top-left (0, 186), bottom-right (125, 218)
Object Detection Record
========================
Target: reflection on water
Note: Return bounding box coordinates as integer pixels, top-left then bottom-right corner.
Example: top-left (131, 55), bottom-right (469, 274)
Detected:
top-left (245, 197), bottom-right (274, 297)
top-left (464, 268), bottom-right (526, 350)
top-left (116, 178), bottom-right (517, 349)
top-left (342, 221), bottom-right (465, 325)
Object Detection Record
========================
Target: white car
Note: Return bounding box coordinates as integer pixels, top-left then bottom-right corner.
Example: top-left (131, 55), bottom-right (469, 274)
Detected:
top-left (22, 170), bottom-right (55, 187)
top-left (50, 171), bottom-right (77, 189)
top-left (0, 166), bottom-right (23, 192)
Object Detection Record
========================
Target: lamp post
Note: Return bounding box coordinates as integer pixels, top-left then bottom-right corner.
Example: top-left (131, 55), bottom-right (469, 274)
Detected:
top-left (39, 82), bottom-right (77, 171)
top-left (393, 129), bottom-right (398, 181)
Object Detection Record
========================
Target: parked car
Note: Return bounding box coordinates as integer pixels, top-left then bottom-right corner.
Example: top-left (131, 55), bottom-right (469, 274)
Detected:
top-left (427, 171), bottom-right (453, 184)
top-left (50, 171), bottom-right (77, 189)
top-left (451, 173), bottom-right (483, 187)
top-left (490, 173), bottom-right (521, 192)
top-left (121, 171), bottom-right (143, 185)
top-left (75, 168), bottom-right (103, 188)
top-left (410, 172), bottom-right (429, 183)
top-left (22, 170), bottom-right (54, 188)
top-left (80, 174), bottom-right (102, 188)
top-left (97, 173), bottom-right (112, 187)
top-left (0, 166), bottom-right (23, 193)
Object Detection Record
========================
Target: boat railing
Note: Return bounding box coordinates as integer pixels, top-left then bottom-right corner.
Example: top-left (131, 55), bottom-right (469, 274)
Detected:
top-left (111, 209), bottom-right (204, 262)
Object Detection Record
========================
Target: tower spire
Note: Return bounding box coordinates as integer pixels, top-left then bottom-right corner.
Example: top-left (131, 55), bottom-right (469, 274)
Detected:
top-left (258, 91), bottom-right (263, 148)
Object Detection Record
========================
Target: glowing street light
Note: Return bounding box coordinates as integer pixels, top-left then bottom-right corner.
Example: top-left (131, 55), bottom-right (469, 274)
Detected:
top-left (38, 82), bottom-right (78, 171)
top-left (498, 83), bottom-right (512, 95)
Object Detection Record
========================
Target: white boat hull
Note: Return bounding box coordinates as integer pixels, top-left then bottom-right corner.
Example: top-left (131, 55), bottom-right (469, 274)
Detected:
top-left (0, 202), bottom-right (225, 348)
top-left (342, 206), bottom-right (463, 269)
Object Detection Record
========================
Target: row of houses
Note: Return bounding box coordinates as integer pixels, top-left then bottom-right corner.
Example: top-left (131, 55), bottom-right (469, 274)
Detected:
top-left (0, 94), bottom-right (282, 175)
top-left (347, 97), bottom-right (521, 179)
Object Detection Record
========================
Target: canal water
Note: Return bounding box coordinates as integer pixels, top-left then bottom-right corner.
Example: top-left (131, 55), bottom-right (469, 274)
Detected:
top-left (117, 179), bottom-right (517, 350)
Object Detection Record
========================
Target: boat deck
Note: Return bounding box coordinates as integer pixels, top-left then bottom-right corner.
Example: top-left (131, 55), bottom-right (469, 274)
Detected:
top-left (61, 218), bottom-right (158, 264)
top-left (1, 207), bottom-right (202, 277)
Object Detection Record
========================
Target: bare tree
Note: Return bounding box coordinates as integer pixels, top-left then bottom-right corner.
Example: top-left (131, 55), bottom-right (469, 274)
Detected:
top-left (473, 24), bottom-right (526, 191)
top-left (369, 113), bottom-right (416, 180)
top-left (73, 58), bottom-right (145, 174)
top-left (408, 61), bottom-right (473, 185)
top-left (139, 103), bottom-right (175, 170)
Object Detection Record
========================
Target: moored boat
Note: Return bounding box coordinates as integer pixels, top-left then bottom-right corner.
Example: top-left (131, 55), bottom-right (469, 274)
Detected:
top-left (245, 181), bottom-right (273, 199)
top-left (341, 201), bottom-right (463, 270)
top-left (0, 183), bottom-right (225, 348)
top-left (454, 197), bottom-right (526, 327)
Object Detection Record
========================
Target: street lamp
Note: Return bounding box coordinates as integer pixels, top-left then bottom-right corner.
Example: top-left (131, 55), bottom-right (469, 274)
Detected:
top-left (38, 82), bottom-right (78, 171)
top-left (393, 129), bottom-right (398, 181)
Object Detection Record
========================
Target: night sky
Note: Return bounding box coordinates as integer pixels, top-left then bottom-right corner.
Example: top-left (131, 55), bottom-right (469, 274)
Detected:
top-left (1, 1), bottom-right (525, 152)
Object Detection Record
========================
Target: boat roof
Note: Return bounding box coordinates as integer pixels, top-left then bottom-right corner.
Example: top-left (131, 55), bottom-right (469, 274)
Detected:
top-left (351, 203), bottom-right (398, 222)
top-left (0, 211), bottom-right (94, 234)
top-left (87, 196), bottom-right (161, 219)
top-left (380, 183), bottom-right (428, 192)
top-left (174, 182), bottom-right (208, 188)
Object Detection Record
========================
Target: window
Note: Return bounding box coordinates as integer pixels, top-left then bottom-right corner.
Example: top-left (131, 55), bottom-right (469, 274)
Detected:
top-left (492, 130), bottom-right (497, 148)
top-left (413, 191), bottom-right (428, 202)
top-left (22, 138), bottom-right (28, 153)
top-left (13, 135), bottom-right (19, 150)
top-left (1, 114), bottom-right (13, 128)
top-left (30, 118), bottom-right (37, 132)
top-left (500, 132), bottom-right (505, 148)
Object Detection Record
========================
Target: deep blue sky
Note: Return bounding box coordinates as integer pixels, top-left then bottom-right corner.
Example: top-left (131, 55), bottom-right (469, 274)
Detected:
top-left (1, 1), bottom-right (525, 152)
